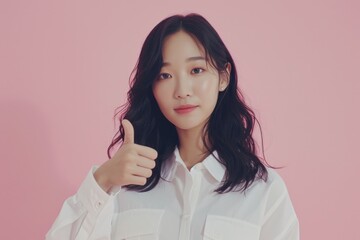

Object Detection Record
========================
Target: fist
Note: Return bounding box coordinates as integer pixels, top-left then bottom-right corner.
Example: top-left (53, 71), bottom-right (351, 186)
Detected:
top-left (94, 119), bottom-right (158, 192)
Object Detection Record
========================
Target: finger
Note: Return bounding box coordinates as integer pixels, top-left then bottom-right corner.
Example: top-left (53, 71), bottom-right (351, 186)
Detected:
top-left (128, 175), bottom-right (147, 186)
top-left (134, 145), bottom-right (158, 160)
top-left (132, 166), bottom-right (153, 178)
top-left (122, 119), bottom-right (134, 144)
top-left (136, 156), bottom-right (156, 169)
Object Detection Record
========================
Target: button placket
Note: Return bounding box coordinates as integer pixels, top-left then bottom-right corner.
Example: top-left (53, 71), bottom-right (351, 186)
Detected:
top-left (179, 172), bottom-right (192, 240)
top-left (179, 166), bottom-right (203, 240)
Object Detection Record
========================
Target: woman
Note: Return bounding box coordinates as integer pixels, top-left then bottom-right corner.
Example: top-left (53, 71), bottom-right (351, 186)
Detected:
top-left (46, 13), bottom-right (299, 240)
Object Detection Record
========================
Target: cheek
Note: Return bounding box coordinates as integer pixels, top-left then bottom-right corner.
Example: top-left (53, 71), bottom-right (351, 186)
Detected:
top-left (153, 84), bottom-right (171, 108)
top-left (194, 78), bottom-right (219, 99)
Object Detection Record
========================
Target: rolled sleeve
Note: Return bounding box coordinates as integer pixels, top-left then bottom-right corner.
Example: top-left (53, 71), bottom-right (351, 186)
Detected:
top-left (77, 166), bottom-right (114, 216)
top-left (46, 166), bottom-right (121, 240)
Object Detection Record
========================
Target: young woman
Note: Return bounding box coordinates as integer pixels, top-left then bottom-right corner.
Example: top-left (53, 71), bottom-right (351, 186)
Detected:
top-left (46, 13), bottom-right (299, 240)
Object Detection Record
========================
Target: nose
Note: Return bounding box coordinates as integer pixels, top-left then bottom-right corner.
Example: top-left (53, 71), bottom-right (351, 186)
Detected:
top-left (174, 75), bottom-right (192, 99)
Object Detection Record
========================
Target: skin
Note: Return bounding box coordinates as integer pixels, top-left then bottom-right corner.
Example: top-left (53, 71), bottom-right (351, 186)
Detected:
top-left (94, 30), bottom-right (230, 192)
top-left (152, 30), bottom-right (230, 169)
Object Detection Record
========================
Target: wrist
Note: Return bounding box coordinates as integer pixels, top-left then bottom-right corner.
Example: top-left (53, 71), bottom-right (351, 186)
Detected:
top-left (94, 167), bottom-right (112, 193)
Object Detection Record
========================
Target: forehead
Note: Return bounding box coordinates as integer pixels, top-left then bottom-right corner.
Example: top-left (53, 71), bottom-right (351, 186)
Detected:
top-left (161, 31), bottom-right (206, 62)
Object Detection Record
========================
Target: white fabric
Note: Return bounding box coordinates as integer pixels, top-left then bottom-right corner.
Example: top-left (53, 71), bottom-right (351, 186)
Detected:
top-left (46, 147), bottom-right (300, 240)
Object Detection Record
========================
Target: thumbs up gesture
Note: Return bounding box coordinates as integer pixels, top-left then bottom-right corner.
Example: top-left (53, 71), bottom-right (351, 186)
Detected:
top-left (94, 119), bottom-right (158, 192)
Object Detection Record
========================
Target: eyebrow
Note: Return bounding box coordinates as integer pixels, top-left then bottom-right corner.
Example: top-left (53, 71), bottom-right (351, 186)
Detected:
top-left (162, 56), bottom-right (206, 67)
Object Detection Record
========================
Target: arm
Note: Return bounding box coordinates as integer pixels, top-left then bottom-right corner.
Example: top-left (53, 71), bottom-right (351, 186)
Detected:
top-left (45, 166), bottom-right (117, 240)
top-left (46, 120), bottom-right (157, 240)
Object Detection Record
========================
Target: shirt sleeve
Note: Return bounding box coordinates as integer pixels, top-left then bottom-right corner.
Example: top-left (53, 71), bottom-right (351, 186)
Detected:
top-left (259, 172), bottom-right (300, 240)
top-left (45, 166), bottom-right (121, 240)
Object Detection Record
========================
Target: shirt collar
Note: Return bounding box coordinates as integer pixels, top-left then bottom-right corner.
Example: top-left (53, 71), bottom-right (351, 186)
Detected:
top-left (161, 146), bottom-right (226, 182)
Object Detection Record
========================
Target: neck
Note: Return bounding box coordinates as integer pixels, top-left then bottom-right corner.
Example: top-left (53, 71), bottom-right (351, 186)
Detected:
top-left (176, 126), bottom-right (211, 170)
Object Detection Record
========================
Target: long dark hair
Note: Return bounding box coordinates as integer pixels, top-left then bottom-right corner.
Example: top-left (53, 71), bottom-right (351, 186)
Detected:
top-left (108, 13), bottom-right (276, 193)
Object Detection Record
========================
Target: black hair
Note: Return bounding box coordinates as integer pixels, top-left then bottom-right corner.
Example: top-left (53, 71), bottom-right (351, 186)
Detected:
top-left (108, 13), bottom-right (277, 193)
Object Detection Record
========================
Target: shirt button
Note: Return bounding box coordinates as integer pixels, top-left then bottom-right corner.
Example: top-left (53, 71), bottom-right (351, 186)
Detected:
top-left (95, 200), bottom-right (103, 209)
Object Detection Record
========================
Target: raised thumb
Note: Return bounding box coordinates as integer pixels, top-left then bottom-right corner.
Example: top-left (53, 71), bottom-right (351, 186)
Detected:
top-left (122, 119), bottom-right (134, 144)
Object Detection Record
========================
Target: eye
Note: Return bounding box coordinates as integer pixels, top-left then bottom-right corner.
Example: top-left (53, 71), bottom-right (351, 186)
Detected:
top-left (191, 68), bottom-right (204, 74)
top-left (158, 73), bottom-right (172, 80)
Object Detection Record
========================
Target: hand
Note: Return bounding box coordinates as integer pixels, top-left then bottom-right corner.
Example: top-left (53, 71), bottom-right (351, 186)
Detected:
top-left (94, 119), bottom-right (158, 192)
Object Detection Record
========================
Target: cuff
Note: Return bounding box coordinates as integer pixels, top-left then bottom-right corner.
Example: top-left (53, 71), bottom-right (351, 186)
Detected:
top-left (76, 166), bottom-right (121, 216)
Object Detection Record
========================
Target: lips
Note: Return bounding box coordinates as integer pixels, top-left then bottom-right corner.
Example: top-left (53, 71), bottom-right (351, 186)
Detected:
top-left (174, 104), bottom-right (198, 114)
top-left (175, 104), bottom-right (197, 110)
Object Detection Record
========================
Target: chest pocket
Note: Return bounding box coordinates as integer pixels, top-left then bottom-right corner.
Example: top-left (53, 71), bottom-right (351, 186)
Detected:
top-left (111, 209), bottom-right (164, 240)
top-left (203, 215), bottom-right (260, 240)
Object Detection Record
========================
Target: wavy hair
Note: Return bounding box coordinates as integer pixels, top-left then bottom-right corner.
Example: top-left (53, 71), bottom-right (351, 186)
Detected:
top-left (107, 13), bottom-right (277, 193)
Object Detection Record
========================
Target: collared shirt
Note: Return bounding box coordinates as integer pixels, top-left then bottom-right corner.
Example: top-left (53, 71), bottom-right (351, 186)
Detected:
top-left (46, 147), bottom-right (300, 240)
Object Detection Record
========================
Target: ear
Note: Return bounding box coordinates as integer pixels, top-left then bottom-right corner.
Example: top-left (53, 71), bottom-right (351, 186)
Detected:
top-left (219, 62), bottom-right (231, 92)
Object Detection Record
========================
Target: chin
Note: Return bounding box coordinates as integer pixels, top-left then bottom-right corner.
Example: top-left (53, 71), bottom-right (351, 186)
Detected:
top-left (171, 120), bottom-right (206, 132)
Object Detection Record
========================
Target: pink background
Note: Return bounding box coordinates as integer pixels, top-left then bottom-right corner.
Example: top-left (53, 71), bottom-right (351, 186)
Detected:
top-left (1, 0), bottom-right (359, 239)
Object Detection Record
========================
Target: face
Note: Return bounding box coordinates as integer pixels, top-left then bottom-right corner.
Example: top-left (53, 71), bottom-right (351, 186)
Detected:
top-left (152, 30), bottom-right (229, 132)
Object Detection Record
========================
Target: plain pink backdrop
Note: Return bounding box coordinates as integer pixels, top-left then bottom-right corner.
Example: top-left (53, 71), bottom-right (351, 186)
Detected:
top-left (1, 0), bottom-right (359, 239)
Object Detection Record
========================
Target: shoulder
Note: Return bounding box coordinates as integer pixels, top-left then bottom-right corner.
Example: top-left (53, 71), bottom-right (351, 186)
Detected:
top-left (244, 167), bottom-right (290, 200)
top-left (263, 167), bottom-right (289, 193)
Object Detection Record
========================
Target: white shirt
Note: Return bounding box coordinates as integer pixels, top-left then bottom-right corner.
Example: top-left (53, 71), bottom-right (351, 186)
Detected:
top-left (46, 147), bottom-right (300, 240)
